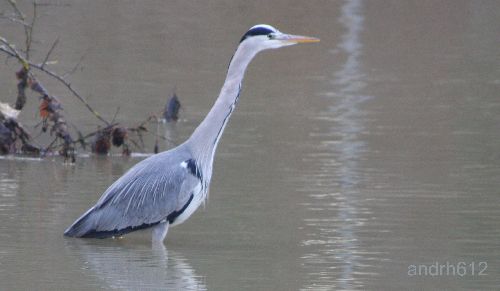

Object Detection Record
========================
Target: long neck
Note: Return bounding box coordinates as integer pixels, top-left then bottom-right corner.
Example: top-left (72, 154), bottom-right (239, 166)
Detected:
top-left (186, 42), bottom-right (258, 179)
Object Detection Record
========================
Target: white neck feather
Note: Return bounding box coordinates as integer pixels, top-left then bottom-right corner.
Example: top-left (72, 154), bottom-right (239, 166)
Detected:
top-left (186, 41), bottom-right (259, 182)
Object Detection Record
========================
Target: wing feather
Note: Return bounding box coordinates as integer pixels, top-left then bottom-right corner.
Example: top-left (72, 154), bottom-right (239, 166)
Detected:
top-left (64, 150), bottom-right (201, 238)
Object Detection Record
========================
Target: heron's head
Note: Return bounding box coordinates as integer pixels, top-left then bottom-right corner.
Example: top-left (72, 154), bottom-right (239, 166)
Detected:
top-left (239, 24), bottom-right (319, 52)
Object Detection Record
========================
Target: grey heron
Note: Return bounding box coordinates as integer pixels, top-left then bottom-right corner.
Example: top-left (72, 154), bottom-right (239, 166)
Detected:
top-left (64, 24), bottom-right (319, 243)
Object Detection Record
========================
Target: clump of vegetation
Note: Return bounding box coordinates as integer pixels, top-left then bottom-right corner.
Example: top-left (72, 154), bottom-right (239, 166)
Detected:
top-left (0, 0), bottom-right (176, 161)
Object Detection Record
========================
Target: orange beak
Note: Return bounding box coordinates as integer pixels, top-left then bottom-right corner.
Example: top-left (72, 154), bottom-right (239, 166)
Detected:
top-left (277, 34), bottom-right (320, 44)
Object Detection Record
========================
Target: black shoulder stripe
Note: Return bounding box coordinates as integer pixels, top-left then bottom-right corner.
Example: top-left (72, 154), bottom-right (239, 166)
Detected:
top-left (185, 159), bottom-right (203, 180)
top-left (167, 194), bottom-right (194, 224)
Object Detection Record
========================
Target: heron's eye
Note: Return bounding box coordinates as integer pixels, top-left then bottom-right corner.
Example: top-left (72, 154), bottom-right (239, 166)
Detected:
top-left (267, 34), bottom-right (274, 40)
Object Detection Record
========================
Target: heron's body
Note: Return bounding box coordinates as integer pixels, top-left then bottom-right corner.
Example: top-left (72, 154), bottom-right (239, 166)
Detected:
top-left (64, 24), bottom-right (319, 243)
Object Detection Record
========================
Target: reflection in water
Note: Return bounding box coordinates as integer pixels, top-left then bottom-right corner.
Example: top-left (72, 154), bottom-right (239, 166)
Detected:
top-left (302, 0), bottom-right (374, 289)
top-left (0, 171), bottom-right (18, 234)
top-left (66, 241), bottom-right (206, 290)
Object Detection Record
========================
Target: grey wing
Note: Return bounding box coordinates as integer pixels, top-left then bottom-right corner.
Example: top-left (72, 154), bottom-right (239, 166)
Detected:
top-left (64, 152), bottom-right (200, 238)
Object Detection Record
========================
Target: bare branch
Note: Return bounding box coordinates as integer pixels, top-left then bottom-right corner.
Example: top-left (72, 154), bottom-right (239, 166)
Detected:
top-left (26, 0), bottom-right (38, 60)
top-left (7, 0), bottom-right (26, 21)
top-left (7, 0), bottom-right (33, 59)
top-left (0, 36), bottom-right (30, 69)
top-left (0, 13), bottom-right (32, 27)
top-left (0, 36), bottom-right (109, 125)
top-left (111, 106), bottom-right (120, 124)
top-left (40, 37), bottom-right (58, 69)
top-left (71, 123), bottom-right (118, 144)
top-left (63, 51), bottom-right (86, 78)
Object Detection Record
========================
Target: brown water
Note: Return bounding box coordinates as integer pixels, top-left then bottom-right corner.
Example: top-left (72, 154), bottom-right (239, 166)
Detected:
top-left (1, 0), bottom-right (499, 290)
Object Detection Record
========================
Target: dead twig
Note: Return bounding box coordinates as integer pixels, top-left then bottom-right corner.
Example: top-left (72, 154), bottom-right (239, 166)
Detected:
top-left (110, 106), bottom-right (120, 124)
top-left (6, 0), bottom-right (35, 59)
top-left (63, 50), bottom-right (87, 78)
top-left (0, 13), bottom-right (32, 27)
top-left (27, 0), bottom-right (37, 59)
top-left (0, 36), bottom-right (109, 125)
top-left (40, 36), bottom-right (58, 69)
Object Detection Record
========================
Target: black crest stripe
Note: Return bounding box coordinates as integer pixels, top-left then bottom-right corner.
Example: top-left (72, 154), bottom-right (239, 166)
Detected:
top-left (240, 27), bottom-right (275, 43)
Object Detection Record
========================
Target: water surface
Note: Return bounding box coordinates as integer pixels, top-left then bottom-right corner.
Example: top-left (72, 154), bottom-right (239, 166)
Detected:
top-left (0, 0), bottom-right (499, 290)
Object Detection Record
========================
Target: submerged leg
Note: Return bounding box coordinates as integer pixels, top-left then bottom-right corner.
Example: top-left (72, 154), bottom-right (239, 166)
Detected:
top-left (152, 221), bottom-right (169, 244)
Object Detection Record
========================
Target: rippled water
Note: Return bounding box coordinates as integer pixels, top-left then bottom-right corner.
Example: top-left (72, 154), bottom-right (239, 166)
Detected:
top-left (1, 0), bottom-right (499, 290)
